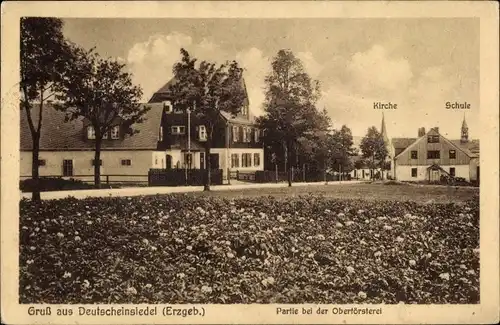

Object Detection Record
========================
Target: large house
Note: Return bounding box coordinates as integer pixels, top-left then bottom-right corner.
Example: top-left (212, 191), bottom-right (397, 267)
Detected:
top-left (392, 117), bottom-right (479, 182)
top-left (20, 77), bottom-right (263, 183)
top-left (148, 78), bottom-right (264, 181)
top-left (20, 102), bottom-right (165, 183)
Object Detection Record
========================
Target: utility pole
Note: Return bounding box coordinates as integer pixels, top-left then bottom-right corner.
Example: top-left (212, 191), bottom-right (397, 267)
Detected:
top-left (185, 105), bottom-right (192, 186)
top-left (226, 120), bottom-right (231, 185)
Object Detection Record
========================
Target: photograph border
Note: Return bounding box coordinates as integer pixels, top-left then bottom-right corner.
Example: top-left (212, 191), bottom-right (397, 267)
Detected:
top-left (2, 1), bottom-right (499, 324)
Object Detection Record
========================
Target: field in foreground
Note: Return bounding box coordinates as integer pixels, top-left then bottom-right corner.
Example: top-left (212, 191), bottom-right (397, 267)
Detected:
top-left (20, 188), bottom-right (479, 304)
top-left (197, 183), bottom-right (479, 204)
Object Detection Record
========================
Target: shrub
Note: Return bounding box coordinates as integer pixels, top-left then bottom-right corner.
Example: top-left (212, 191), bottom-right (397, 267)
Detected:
top-left (20, 178), bottom-right (114, 192)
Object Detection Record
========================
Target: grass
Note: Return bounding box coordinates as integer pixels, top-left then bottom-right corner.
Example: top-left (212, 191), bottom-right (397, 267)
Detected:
top-left (191, 183), bottom-right (479, 204)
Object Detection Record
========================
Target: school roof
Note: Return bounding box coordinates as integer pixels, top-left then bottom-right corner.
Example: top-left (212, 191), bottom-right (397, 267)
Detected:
top-left (20, 103), bottom-right (164, 151)
top-left (391, 136), bottom-right (479, 158)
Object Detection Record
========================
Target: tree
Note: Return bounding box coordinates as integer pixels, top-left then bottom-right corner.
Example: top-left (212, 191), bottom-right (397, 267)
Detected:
top-left (54, 47), bottom-right (148, 188)
top-left (329, 125), bottom-right (356, 179)
top-left (20, 17), bottom-right (74, 201)
top-left (257, 49), bottom-right (325, 186)
top-left (360, 126), bottom-right (388, 180)
top-left (168, 49), bottom-right (247, 191)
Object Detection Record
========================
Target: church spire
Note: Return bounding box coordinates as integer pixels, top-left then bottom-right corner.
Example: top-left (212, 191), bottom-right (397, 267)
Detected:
top-left (381, 112), bottom-right (389, 143)
top-left (380, 112), bottom-right (392, 159)
top-left (461, 113), bottom-right (469, 143)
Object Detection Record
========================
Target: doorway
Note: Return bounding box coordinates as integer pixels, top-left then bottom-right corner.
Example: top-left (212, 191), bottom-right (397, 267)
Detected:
top-left (210, 153), bottom-right (220, 169)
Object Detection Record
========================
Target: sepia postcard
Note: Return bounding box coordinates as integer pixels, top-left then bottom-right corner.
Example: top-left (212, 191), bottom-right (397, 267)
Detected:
top-left (1, 1), bottom-right (499, 324)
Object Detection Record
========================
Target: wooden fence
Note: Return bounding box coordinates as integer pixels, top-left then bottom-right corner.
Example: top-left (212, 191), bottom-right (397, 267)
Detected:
top-left (148, 169), bottom-right (223, 186)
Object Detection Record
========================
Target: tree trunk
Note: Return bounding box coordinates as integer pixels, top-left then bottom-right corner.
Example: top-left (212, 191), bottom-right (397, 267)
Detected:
top-left (31, 134), bottom-right (41, 202)
top-left (287, 140), bottom-right (292, 187)
top-left (372, 156), bottom-right (375, 180)
top-left (94, 139), bottom-right (102, 189)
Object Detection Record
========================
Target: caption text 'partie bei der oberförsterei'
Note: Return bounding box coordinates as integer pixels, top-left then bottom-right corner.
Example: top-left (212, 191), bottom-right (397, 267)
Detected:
top-left (27, 305), bottom-right (384, 318)
top-left (277, 306), bottom-right (383, 316)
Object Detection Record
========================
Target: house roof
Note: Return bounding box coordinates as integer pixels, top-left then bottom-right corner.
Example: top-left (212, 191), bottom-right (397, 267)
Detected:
top-left (20, 103), bottom-right (164, 151)
top-left (169, 137), bottom-right (205, 151)
top-left (450, 139), bottom-right (480, 157)
top-left (219, 111), bottom-right (256, 126)
top-left (151, 76), bottom-right (250, 108)
top-left (392, 137), bottom-right (418, 151)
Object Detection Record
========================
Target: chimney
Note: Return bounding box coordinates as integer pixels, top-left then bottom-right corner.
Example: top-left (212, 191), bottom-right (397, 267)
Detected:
top-left (418, 127), bottom-right (426, 137)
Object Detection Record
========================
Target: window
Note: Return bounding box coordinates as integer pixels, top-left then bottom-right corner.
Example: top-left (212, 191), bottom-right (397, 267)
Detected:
top-left (199, 125), bottom-right (207, 141)
top-left (427, 135), bottom-right (440, 143)
top-left (171, 126), bottom-right (185, 135)
top-left (248, 128), bottom-right (252, 142)
top-left (174, 106), bottom-right (183, 114)
top-left (254, 129), bottom-right (260, 143)
top-left (241, 106), bottom-right (247, 116)
top-left (121, 159), bottom-right (131, 166)
top-left (159, 126), bottom-right (163, 141)
top-left (242, 153), bottom-right (252, 167)
top-left (242, 127), bottom-right (247, 142)
top-left (38, 159), bottom-right (46, 166)
top-left (163, 100), bottom-right (173, 113)
top-left (253, 153), bottom-right (260, 167)
top-left (427, 150), bottom-right (440, 159)
top-left (449, 167), bottom-right (455, 177)
top-left (231, 153), bottom-right (239, 168)
top-left (232, 126), bottom-right (239, 142)
top-left (411, 168), bottom-right (417, 177)
top-left (449, 150), bottom-right (456, 159)
top-left (111, 126), bottom-right (120, 139)
top-left (200, 152), bottom-right (205, 169)
top-left (87, 126), bottom-right (96, 139)
top-left (102, 131), bottom-right (109, 139)
top-left (411, 151), bottom-right (418, 159)
top-left (63, 160), bottom-right (73, 176)
top-left (92, 159), bottom-right (102, 166)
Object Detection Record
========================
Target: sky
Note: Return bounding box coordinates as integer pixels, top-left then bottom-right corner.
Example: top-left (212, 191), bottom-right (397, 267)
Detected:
top-left (61, 18), bottom-right (479, 139)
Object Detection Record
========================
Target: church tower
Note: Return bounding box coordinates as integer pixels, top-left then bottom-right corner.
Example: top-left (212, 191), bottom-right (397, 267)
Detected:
top-left (461, 113), bottom-right (469, 143)
top-left (380, 112), bottom-right (392, 159)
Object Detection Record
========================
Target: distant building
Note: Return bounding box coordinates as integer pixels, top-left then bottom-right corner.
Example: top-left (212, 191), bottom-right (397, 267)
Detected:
top-left (392, 116), bottom-right (479, 182)
top-left (349, 114), bottom-right (392, 180)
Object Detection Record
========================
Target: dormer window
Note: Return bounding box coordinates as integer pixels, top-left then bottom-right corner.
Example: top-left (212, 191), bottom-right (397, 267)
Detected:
top-left (427, 135), bottom-right (439, 143)
top-left (87, 126), bottom-right (96, 139)
top-left (171, 125), bottom-right (185, 135)
top-left (198, 125), bottom-right (207, 141)
top-left (163, 100), bottom-right (173, 113)
top-left (110, 126), bottom-right (120, 139)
